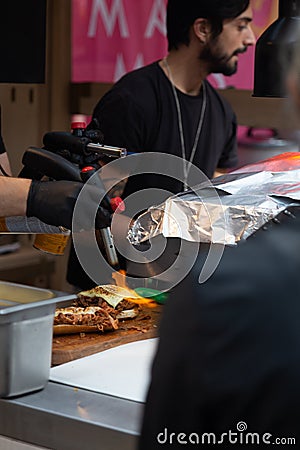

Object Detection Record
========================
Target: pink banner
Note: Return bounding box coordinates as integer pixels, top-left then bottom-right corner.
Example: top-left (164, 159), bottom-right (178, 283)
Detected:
top-left (72, 0), bottom-right (278, 89)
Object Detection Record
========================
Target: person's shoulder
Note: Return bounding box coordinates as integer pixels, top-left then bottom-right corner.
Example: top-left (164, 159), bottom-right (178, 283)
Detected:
top-left (91, 62), bottom-right (163, 133)
top-left (112, 61), bottom-right (162, 95)
top-left (96, 61), bottom-right (163, 117)
top-left (218, 209), bottom-right (300, 283)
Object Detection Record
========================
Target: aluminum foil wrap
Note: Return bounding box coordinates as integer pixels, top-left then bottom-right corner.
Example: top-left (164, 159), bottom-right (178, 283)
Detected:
top-left (128, 163), bottom-right (300, 246)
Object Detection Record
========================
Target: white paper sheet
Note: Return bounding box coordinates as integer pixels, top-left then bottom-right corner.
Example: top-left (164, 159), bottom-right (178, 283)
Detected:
top-left (50, 338), bottom-right (158, 402)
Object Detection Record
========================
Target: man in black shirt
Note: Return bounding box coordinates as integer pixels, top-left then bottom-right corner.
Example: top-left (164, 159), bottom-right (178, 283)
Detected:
top-left (69, 0), bottom-right (255, 288)
top-left (88, 1), bottom-right (255, 194)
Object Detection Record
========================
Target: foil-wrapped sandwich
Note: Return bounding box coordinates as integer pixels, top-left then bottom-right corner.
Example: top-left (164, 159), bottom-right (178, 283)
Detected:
top-left (128, 153), bottom-right (300, 246)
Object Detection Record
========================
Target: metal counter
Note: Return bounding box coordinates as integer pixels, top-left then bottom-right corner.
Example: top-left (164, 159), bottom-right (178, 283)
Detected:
top-left (236, 140), bottom-right (299, 169)
top-left (0, 381), bottom-right (143, 450)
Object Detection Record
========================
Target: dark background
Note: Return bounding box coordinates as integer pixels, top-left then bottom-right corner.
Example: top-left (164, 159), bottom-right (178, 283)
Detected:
top-left (0, 0), bottom-right (47, 83)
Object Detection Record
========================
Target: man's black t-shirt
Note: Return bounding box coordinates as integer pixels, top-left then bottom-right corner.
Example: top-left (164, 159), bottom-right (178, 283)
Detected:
top-left (68, 63), bottom-right (238, 289)
top-left (90, 61), bottom-right (238, 195)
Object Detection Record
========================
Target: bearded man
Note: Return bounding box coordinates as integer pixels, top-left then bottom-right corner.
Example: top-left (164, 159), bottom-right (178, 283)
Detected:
top-left (88, 0), bottom-right (255, 190)
top-left (68, 0), bottom-right (256, 288)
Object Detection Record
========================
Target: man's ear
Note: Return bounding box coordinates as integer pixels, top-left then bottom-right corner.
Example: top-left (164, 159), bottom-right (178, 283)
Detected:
top-left (193, 18), bottom-right (211, 44)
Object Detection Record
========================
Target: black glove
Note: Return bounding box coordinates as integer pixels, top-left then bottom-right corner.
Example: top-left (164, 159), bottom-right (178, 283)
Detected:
top-left (26, 180), bottom-right (111, 230)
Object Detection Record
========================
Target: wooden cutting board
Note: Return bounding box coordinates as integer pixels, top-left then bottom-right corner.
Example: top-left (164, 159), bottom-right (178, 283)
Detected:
top-left (51, 304), bottom-right (163, 366)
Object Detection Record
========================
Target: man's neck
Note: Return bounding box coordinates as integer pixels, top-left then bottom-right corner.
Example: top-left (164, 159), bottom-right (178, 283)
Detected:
top-left (160, 50), bottom-right (209, 96)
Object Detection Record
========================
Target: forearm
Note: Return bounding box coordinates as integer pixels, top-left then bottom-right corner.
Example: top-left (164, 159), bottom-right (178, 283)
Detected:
top-left (0, 177), bottom-right (31, 216)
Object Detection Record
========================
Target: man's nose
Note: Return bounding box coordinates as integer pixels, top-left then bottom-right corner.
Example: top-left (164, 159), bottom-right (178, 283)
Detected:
top-left (244, 26), bottom-right (256, 47)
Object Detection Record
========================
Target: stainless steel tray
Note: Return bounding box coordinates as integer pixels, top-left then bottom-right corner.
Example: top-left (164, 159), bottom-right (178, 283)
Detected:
top-left (0, 280), bottom-right (75, 317)
top-left (0, 281), bottom-right (76, 398)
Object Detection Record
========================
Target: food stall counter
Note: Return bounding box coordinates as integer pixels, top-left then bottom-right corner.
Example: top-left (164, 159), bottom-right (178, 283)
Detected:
top-left (0, 378), bottom-right (143, 450)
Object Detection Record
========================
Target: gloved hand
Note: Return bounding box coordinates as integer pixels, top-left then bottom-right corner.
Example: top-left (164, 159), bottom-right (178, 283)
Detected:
top-left (26, 180), bottom-right (111, 230)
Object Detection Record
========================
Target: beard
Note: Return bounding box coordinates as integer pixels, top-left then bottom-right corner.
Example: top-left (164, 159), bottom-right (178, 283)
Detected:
top-left (201, 41), bottom-right (247, 76)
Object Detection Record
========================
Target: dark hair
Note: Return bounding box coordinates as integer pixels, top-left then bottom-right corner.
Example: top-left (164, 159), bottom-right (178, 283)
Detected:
top-left (166, 0), bottom-right (250, 50)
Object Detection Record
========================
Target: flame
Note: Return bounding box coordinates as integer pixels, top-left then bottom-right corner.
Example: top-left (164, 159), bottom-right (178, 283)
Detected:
top-left (112, 270), bottom-right (157, 308)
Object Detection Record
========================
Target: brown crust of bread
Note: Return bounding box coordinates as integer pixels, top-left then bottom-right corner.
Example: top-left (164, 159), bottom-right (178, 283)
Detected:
top-left (53, 324), bottom-right (116, 335)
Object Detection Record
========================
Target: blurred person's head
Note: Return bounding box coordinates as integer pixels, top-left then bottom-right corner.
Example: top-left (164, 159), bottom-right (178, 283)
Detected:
top-left (286, 26), bottom-right (300, 115)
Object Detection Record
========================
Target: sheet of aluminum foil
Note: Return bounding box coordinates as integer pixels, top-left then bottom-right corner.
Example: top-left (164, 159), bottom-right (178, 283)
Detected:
top-left (128, 164), bottom-right (300, 246)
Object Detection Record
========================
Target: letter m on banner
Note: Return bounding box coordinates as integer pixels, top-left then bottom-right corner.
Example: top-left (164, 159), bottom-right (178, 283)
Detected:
top-left (88, 0), bottom-right (129, 38)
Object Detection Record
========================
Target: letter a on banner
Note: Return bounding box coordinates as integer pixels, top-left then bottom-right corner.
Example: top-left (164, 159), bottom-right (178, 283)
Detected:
top-left (145, 0), bottom-right (166, 38)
